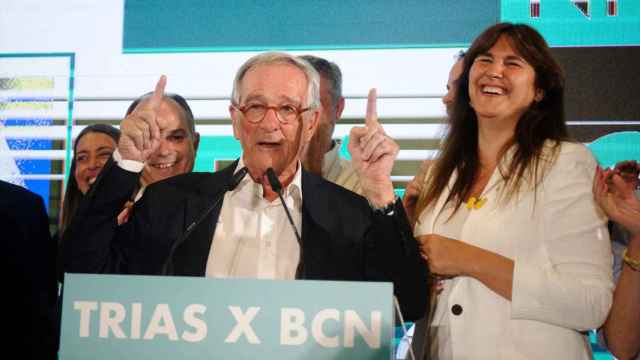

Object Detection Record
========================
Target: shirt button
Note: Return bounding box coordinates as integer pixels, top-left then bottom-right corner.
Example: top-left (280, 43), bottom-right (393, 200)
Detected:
top-left (451, 304), bottom-right (463, 316)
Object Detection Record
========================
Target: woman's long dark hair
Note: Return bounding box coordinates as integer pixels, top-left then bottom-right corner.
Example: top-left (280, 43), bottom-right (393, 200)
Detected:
top-left (58, 124), bottom-right (120, 237)
top-left (416, 23), bottom-right (570, 218)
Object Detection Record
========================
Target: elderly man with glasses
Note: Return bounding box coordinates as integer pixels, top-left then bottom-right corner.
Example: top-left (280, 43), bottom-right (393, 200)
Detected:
top-left (60, 52), bottom-right (429, 321)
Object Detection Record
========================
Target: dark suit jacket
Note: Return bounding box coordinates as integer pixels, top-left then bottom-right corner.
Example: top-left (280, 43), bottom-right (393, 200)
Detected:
top-left (61, 159), bottom-right (429, 320)
top-left (1, 180), bottom-right (57, 360)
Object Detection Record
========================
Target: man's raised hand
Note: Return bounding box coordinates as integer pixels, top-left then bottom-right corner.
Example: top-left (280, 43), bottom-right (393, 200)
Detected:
top-left (348, 88), bottom-right (399, 208)
top-left (118, 75), bottom-right (165, 162)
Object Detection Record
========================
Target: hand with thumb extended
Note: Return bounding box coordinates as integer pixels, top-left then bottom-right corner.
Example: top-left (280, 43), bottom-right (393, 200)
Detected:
top-left (118, 75), bottom-right (166, 162)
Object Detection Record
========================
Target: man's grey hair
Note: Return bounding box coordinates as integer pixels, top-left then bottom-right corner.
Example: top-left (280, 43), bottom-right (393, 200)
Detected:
top-left (299, 55), bottom-right (342, 108)
top-left (231, 52), bottom-right (320, 109)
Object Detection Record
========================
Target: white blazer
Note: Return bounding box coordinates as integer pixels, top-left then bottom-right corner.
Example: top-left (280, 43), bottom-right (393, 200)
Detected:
top-left (415, 142), bottom-right (613, 359)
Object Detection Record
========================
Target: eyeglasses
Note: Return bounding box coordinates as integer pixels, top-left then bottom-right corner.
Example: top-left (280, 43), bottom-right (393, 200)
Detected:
top-left (233, 103), bottom-right (312, 124)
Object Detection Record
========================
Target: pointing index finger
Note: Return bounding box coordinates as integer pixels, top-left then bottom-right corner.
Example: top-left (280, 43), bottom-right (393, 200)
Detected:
top-left (365, 88), bottom-right (379, 128)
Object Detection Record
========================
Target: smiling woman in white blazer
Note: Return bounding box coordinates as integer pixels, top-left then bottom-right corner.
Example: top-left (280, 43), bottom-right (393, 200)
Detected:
top-left (413, 23), bottom-right (613, 359)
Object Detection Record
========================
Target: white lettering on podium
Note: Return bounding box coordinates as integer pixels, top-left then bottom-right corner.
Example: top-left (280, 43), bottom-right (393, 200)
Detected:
top-left (225, 306), bottom-right (261, 344)
top-left (74, 301), bottom-right (98, 337)
top-left (344, 310), bottom-right (381, 348)
top-left (281, 308), bottom-right (381, 348)
top-left (182, 304), bottom-right (207, 342)
top-left (72, 302), bottom-right (208, 342)
top-left (312, 309), bottom-right (340, 348)
top-left (71, 301), bottom-right (381, 347)
top-left (143, 304), bottom-right (179, 340)
top-left (130, 303), bottom-right (142, 339)
top-left (99, 302), bottom-right (126, 338)
top-left (280, 308), bottom-right (308, 345)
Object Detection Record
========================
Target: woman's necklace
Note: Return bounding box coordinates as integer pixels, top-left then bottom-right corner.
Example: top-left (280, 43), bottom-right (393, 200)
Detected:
top-left (466, 166), bottom-right (501, 210)
top-left (465, 195), bottom-right (488, 209)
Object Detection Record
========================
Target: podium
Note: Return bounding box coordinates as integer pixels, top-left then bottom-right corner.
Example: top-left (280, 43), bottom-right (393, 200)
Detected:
top-left (60, 274), bottom-right (394, 359)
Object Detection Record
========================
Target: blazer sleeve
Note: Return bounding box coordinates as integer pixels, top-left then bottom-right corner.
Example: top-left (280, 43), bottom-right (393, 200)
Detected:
top-left (59, 158), bottom-right (142, 279)
top-left (2, 183), bottom-right (58, 359)
top-left (366, 197), bottom-right (430, 321)
top-left (511, 144), bottom-right (614, 330)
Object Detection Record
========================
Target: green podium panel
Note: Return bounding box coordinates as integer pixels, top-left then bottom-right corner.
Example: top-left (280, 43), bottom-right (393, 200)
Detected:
top-left (61, 274), bottom-right (394, 360)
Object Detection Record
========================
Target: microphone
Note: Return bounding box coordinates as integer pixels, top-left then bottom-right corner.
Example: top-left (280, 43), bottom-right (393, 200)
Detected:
top-left (266, 167), bottom-right (304, 278)
top-left (161, 167), bottom-right (248, 275)
top-left (266, 168), bottom-right (283, 193)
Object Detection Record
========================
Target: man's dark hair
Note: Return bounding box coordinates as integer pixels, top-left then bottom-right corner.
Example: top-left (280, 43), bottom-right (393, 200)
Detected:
top-left (299, 55), bottom-right (343, 107)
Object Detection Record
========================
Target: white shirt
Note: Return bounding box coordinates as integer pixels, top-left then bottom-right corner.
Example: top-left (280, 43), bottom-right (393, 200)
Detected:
top-left (114, 150), bottom-right (303, 279)
top-left (205, 158), bottom-right (302, 280)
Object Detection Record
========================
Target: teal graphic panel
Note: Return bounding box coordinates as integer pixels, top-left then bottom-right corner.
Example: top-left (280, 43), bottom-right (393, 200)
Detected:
top-left (193, 136), bottom-right (242, 172)
top-left (123, 0), bottom-right (498, 53)
top-left (501, 0), bottom-right (640, 46)
top-left (588, 131), bottom-right (640, 168)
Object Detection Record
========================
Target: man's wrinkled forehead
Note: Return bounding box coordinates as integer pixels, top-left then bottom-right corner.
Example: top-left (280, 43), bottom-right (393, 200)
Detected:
top-left (237, 62), bottom-right (308, 104)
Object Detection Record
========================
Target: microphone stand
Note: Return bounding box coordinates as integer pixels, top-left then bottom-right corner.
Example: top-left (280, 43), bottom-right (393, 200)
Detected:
top-left (266, 167), bottom-right (304, 278)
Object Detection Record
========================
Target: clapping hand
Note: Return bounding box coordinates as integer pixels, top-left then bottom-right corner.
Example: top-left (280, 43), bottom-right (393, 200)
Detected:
top-left (594, 162), bottom-right (640, 236)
